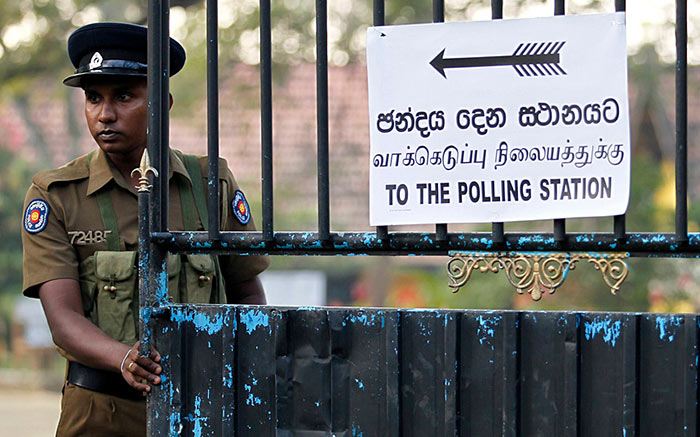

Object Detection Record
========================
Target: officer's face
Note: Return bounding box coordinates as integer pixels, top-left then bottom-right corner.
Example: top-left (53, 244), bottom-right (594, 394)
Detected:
top-left (83, 76), bottom-right (148, 159)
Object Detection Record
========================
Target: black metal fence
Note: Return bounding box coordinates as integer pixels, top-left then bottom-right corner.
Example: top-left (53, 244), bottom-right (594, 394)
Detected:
top-left (148, 306), bottom-right (699, 436)
top-left (144, 0), bottom-right (696, 259)
top-left (140, 0), bottom-right (697, 435)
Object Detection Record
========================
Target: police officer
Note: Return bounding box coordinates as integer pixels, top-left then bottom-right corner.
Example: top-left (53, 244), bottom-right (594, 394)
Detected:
top-left (21, 22), bottom-right (269, 436)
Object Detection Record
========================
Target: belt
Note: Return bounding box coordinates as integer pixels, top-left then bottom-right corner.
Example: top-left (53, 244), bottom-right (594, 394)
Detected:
top-left (67, 361), bottom-right (146, 401)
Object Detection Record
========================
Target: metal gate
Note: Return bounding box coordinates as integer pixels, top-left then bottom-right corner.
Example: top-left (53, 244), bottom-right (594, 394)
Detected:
top-left (140, 0), bottom-right (699, 435)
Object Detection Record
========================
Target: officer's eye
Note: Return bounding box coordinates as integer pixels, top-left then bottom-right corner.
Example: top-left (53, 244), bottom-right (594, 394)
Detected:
top-left (85, 93), bottom-right (100, 103)
top-left (117, 92), bottom-right (132, 101)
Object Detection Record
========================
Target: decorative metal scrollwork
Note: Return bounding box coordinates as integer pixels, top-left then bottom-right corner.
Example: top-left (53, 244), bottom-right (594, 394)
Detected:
top-left (447, 252), bottom-right (629, 301)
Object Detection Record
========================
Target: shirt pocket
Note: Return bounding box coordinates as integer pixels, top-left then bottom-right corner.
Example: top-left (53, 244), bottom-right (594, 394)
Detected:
top-left (94, 251), bottom-right (138, 344)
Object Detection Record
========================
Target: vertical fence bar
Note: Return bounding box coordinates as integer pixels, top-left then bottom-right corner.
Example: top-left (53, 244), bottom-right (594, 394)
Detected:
top-left (374, 0), bottom-right (387, 239)
top-left (433, 0), bottom-right (446, 241)
top-left (676, 0), bottom-right (688, 241)
top-left (146, 0), bottom-right (169, 307)
top-left (554, 0), bottom-right (564, 15)
top-left (316, 0), bottom-right (330, 241)
top-left (145, 1), bottom-right (169, 432)
top-left (207, 0), bottom-right (221, 239)
top-left (491, 0), bottom-right (502, 19)
top-left (552, 0), bottom-right (566, 243)
top-left (433, 0), bottom-right (444, 22)
top-left (615, 0), bottom-right (625, 13)
top-left (614, 0), bottom-right (627, 240)
top-left (491, 0), bottom-right (504, 244)
top-left (373, 0), bottom-right (385, 26)
top-left (260, 0), bottom-right (274, 240)
top-left (148, 0), bottom-right (170, 234)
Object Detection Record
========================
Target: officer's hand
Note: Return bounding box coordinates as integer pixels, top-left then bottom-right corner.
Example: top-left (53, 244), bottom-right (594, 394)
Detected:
top-left (120, 341), bottom-right (162, 393)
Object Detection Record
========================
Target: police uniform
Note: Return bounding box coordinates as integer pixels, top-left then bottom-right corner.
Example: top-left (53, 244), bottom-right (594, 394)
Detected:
top-left (21, 23), bottom-right (269, 436)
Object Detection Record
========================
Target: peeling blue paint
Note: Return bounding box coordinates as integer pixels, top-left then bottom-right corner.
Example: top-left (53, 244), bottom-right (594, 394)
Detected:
top-left (169, 412), bottom-right (182, 436)
top-left (584, 316), bottom-right (622, 347)
top-left (476, 315), bottom-right (501, 350)
top-left (240, 309), bottom-right (270, 334)
top-left (352, 424), bottom-right (364, 437)
top-left (345, 311), bottom-right (384, 327)
top-left (244, 382), bottom-right (262, 406)
top-left (334, 241), bottom-right (349, 249)
top-left (192, 395), bottom-right (205, 437)
top-left (155, 269), bottom-right (169, 305)
top-left (223, 364), bottom-right (233, 388)
top-left (170, 308), bottom-right (229, 335)
top-left (656, 316), bottom-right (682, 342)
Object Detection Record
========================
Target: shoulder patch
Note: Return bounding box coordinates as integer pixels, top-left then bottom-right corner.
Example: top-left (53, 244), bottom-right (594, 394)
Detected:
top-left (24, 199), bottom-right (50, 234)
top-left (232, 190), bottom-right (251, 225)
top-left (32, 155), bottom-right (90, 190)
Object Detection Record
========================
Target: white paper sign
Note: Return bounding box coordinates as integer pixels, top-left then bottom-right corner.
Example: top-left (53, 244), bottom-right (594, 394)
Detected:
top-left (367, 13), bottom-right (630, 226)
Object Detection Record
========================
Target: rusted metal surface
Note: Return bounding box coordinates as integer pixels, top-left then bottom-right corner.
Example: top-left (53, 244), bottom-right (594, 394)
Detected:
top-left (151, 231), bottom-right (700, 257)
top-left (148, 306), bottom-right (698, 436)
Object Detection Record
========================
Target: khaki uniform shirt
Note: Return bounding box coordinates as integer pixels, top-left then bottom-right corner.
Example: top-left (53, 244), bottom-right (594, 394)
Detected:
top-left (22, 148), bottom-right (269, 300)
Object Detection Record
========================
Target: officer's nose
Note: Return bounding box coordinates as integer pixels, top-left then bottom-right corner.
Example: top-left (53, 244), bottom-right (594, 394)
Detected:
top-left (98, 102), bottom-right (117, 123)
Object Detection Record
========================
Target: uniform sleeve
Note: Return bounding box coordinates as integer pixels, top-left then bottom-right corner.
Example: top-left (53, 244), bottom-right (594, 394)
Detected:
top-left (21, 184), bottom-right (78, 298)
top-left (218, 162), bottom-right (270, 286)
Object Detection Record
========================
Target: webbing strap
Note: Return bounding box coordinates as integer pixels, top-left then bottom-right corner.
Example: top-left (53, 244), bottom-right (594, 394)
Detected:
top-left (177, 176), bottom-right (198, 230)
top-left (180, 154), bottom-right (209, 231)
top-left (90, 151), bottom-right (208, 251)
top-left (88, 152), bottom-right (121, 251)
top-left (96, 191), bottom-right (121, 251)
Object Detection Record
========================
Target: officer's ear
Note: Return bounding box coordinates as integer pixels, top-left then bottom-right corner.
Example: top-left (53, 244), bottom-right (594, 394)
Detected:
top-left (169, 93), bottom-right (174, 110)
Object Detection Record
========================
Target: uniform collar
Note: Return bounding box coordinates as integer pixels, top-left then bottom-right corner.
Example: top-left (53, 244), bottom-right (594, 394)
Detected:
top-left (86, 148), bottom-right (190, 196)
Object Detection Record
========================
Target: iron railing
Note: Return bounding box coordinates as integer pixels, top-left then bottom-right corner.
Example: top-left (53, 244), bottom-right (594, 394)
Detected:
top-left (143, 0), bottom-right (696, 262)
top-left (139, 0), bottom-right (697, 434)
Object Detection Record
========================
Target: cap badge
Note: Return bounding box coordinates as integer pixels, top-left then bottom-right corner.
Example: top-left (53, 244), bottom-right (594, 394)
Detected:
top-left (89, 52), bottom-right (103, 70)
top-left (233, 190), bottom-right (251, 225)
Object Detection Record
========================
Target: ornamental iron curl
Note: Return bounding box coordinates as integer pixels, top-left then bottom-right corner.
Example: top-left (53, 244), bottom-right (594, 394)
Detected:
top-left (447, 252), bottom-right (629, 301)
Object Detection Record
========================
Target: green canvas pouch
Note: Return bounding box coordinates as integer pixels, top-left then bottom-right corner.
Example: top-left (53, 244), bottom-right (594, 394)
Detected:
top-left (93, 251), bottom-right (138, 344)
top-left (181, 254), bottom-right (216, 303)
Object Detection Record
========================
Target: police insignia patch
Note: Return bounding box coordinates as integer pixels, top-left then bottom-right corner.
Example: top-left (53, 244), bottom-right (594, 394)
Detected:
top-left (232, 190), bottom-right (251, 225)
top-left (24, 199), bottom-right (49, 234)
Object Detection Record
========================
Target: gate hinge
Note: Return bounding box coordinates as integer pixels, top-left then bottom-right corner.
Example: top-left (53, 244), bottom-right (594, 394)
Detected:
top-left (447, 251), bottom-right (629, 301)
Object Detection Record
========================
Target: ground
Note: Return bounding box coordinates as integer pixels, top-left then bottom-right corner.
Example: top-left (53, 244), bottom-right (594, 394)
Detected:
top-left (0, 389), bottom-right (60, 435)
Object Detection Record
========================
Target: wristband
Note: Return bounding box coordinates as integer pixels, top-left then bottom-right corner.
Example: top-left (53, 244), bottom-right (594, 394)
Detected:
top-left (120, 348), bottom-right (132, 373)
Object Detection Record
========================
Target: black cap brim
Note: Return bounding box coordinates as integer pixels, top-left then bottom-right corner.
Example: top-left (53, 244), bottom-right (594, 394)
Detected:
top-left (63, 68), bottom-right (146, 87)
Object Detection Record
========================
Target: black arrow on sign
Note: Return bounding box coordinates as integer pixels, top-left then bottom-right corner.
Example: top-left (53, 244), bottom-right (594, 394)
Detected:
top-left (430, 41), bottom-right (566, 78)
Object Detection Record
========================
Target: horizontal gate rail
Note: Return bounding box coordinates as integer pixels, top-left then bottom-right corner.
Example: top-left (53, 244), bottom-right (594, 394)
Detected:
top-left (151, 231), bottom-right (700, 257)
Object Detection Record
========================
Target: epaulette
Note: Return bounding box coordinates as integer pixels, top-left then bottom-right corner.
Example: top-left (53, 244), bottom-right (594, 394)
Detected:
top-left (32, 154), bottom-right (90, 191)
top-left (195, 155), bottom-right (229, 173)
